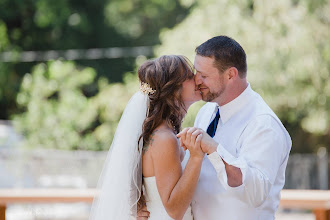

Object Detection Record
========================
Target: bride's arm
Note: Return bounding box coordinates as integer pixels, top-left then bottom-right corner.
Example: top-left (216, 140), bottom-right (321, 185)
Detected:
top-left (150, 130), bottom-right (204, 220)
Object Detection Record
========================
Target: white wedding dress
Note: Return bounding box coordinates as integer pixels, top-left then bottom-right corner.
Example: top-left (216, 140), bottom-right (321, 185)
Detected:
top-left (144, 176), bottom-right (193, 220)
top-left (89, 92), bottom-right (193, 220)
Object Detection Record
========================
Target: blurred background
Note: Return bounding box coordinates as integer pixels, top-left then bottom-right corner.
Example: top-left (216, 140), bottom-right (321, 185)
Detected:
top-left (0, 0), bottom-right (329, 219)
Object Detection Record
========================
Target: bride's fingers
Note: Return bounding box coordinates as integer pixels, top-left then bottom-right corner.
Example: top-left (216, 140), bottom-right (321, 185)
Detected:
top-left (195, 133), bottom-right (202, 147)
top-left (191, 129), bottom-right (202, 145)
top-left (186, 127), bottom-right (197, 145)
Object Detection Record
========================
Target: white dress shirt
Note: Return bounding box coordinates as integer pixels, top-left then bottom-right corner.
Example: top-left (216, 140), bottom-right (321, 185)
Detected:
top-left (183, 84), bottom-right (292, 220)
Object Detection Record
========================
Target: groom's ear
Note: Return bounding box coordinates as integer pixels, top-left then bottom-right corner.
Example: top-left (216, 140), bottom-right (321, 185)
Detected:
top-left (227, 67), bottom-right (239, 80)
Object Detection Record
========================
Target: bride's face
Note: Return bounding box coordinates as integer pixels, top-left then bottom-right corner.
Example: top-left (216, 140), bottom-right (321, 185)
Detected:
top-left (181, 77), bottom-right (202, 107)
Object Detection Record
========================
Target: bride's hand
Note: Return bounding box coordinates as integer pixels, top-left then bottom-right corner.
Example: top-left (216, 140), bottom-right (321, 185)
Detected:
top-left (177, 127), bottom-right (204, 159)
top-left (178, 128), bottom-right (218, 155)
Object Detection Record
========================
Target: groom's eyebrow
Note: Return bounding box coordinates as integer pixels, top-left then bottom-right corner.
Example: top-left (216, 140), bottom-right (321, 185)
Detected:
top-left (193, 66), bottom-right (201, 74)
top-left (194, 68), bottom-right (205, 75)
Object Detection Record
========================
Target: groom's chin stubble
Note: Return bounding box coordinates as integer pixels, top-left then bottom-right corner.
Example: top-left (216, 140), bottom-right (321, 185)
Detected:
top-left (202, 93), bottom-right (214, 102)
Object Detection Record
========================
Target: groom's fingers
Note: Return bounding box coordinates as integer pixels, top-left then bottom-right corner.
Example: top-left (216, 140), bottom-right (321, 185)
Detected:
top-left (137, 212), bottom-right (149, 217)
top-left (179, 137), bottom-right (184, 147)
top-left (137, 215), bottom-right (149, 220)
top-left (179, 128), bottom-right (189, 145)
top-left (179, 138), bottom-right (187, 150)
top-left (137, 207), bottom-right (150, 219)
top-left (177, 127), bottom-right (190, 138)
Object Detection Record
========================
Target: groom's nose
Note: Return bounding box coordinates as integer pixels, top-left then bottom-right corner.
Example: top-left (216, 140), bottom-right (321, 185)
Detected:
top-left (194, 72), bottom-right (202, 85)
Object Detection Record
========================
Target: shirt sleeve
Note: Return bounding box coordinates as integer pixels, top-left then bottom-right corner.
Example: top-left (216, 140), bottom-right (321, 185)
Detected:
top-left (207, 114), bottom-right (290, 207)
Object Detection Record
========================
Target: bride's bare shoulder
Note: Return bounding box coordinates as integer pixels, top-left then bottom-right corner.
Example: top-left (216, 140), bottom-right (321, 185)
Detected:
top-left (142, 124), bottom-right (179, 177)
top-left (145, 124), bottom-right (179, 154)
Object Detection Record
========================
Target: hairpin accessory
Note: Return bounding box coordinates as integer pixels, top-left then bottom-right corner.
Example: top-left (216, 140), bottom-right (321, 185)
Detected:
top-left (140, 82), bottom-right (156, 95)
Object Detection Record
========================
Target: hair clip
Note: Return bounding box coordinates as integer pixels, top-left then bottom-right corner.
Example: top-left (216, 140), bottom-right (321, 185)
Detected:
top-left (140, 82), bottom-right (156, 95)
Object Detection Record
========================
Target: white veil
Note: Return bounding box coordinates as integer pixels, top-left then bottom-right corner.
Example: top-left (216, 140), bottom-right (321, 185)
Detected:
top-left (89, 91), bottom-right (148, 220)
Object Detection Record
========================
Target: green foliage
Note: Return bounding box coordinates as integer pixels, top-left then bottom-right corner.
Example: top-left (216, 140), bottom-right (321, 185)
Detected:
top-left (182, 101), bottom-right (205, 128)
top-left (104, 0), bottom-right (193, 42)
top-left (0, 20), bottom-right (9, 51)
top-left (5, 0), bottom-right (330, 153)
top-left (157, 0), bottom-right (330, 153)
top-left (11, 56), bottom-right (203, 151)
top-left (13, 60), bottom-right (139, 150)
top-left (0, 0), bottom-right (192, 119)
top-left (0, 20), bottom-right (14, 118)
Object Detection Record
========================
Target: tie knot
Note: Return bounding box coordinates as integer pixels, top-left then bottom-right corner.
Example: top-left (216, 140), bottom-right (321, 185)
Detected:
top-left (215, 109), bottom-right (220, 119)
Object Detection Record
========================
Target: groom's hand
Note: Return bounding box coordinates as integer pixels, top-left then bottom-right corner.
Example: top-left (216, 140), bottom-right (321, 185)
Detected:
top-left (178, 127), bottom-right (218, 155)
top-left (198, 130), bottom-right (218, 155)
top-left (137, 206), bottom-right (150, 219)
top-left (177, 127), bottom-right (204, 159)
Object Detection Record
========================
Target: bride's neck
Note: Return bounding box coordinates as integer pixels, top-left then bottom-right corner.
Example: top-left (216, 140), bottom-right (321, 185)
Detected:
top-left (181, 101), bottom-right (193, 117)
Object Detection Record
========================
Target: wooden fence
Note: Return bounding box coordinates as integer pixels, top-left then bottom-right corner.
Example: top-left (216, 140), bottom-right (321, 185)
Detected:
top-left (0, 189), bottom-right (329, 220)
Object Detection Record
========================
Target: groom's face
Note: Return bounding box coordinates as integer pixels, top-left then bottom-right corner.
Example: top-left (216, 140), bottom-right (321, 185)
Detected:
top-left (194, 55), bottom-right (226, 102)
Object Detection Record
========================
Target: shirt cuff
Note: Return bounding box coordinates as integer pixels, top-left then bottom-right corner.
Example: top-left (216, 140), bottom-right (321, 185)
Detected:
top-left (216, 143), bottom-right (248, 187)
top-left (207, 151), bottom-right (225, 173)
top-left (216, 143), bottom-right (237, 164)
top-left (207, 150), bottom-right (234, 190)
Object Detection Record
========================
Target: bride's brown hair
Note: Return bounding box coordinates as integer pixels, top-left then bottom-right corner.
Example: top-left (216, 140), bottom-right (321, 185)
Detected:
top-left (138, 55), bottom-right (194, 151)
top-left (136, 55), bottom-right (194, 211)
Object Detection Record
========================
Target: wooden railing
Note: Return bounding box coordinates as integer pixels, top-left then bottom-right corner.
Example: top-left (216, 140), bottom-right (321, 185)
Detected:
top-left (0, 188), bottom-right (96, 220)
top-left (0, 189), bottom-right (329, 220)
top-left (279, 190), bottom-right (330, 220)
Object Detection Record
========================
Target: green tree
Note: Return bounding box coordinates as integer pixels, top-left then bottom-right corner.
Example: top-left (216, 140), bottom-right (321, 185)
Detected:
top-left (11, 56), bottom-right (202, 151)
top-left (0, 0), bottom-right (193, 119)
top-left (13, 60), bottom-right (139, 150)
top-left (157, 0), bottom-right (330, 153)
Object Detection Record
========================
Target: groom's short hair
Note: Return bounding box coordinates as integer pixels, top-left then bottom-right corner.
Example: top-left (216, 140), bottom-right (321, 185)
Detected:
top-left (195, 36), bottom-right (247, 78)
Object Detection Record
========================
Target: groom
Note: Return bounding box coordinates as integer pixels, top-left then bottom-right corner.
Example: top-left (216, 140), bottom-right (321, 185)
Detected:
top-left (139, 36), bottom-right (292, 219)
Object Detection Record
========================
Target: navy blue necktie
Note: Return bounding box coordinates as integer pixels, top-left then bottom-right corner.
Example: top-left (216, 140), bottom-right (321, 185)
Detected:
top-left (207, 109), bottom-right (220, 138)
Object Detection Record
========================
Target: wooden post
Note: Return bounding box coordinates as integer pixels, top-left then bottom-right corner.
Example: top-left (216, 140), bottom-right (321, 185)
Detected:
top-left (313, 209), bottom-right (330, 220)
top-left (317, 147), bottom-right (328, 190)
top-left (0, 205), bottom-right (5, 220)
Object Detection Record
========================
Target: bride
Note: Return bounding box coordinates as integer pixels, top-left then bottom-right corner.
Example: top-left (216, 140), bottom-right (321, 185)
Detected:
top-left (89, 55), bottom-right (204, 220)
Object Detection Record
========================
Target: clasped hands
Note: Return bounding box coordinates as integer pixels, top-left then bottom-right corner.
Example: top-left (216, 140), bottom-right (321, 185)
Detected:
top-left (136, 128), bottom-right (219, 220)
top-left (177, 127), bottom-right (218, 158)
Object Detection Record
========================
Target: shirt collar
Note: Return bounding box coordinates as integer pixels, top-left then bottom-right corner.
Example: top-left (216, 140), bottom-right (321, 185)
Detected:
top-left (219, 83), bottom-right (254, 124)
